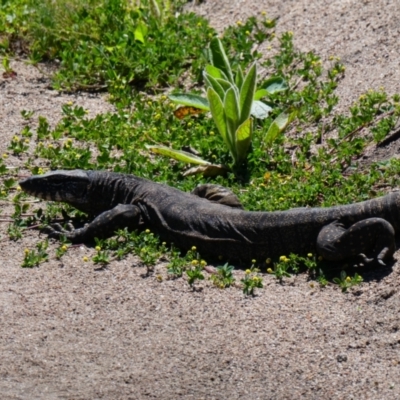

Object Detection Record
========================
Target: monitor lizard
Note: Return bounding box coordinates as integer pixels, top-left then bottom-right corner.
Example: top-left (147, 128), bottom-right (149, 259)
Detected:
top-left (19, 169), bottom-right (400, 265)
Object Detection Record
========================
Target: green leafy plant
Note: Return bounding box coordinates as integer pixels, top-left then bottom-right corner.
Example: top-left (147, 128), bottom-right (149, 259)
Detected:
top-left (333, 271), bottom-right (363, 292)
top-left (266, 253), bottom-right (319, 281)
top-left (241, 264), bottom-right (263, 296)
top-left (210, 262), bottom-right (236, 288)
top-left (22, 240), bottom-right (49, 268)
top-left (55, 239), bottom-right (69, 260)
top-left (149, 37), bottom-right (290, 174)
top-left (186, 262), bottom-right (205, 288)
top-left (92, 242), bottom-right (110, 265)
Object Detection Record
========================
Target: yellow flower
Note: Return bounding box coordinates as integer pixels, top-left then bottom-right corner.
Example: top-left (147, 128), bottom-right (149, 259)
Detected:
top-left (265, 258), bottom-right (271, 264)
top-left (245, 269), bottom-right (251, 274)
top-left (162, 242), bottom-right (166, 246)
top-left (83, 256), bottom-right (89, 262)
top-left (264, 172), bottom-right (271, 181)
top-left (191, 259), bottom-right (199, 266)
top-left (66, 101), bottom-right (73, 106)
top-left (251, 259), bottom-right (256, 264)
top-left (95, 246), bottom-right (101, 252)
top-left (345, 276), bottom-right (351, 282)
top-left (191, 246), bottom-right (197, 251)
top-left (261, 11), bottom-right (267, 15)
top-left (16, 186), bottom-right (21, 191)
top-left (236, 21), bottom-right (242, 26)
top-left (156, 275), bottom-right (163, 282)
top-left (252, 276), bottom-right (260, 281)
top-left (47, 143), bottom-right (53, 149)
top-left (267, 268), bottom-right (273, 274)
top-left (200, 260), bottom-right (207, 266)
top-left (209, 131), bottom-right (215, 136)
top-left (38, 168), bottom-right (44, 175)
top-left (2, 153), bottom-right (8, 158)
top-left (245, 31), bottom-right (250, 35)
top-left (61, 245), bottom-right (68, 252)
top-left (187, 122), bottom-right (192, 127)
top-left (279, 255), bottom-right (287, 262)
top-left (307, 253), bottom-right (313, 258)
top-left (145, 229), bottom-right (151, 234)
top-left (24, 248), bottom-right (30, 255)
top-left (147, 101), bottom-right (152, 106)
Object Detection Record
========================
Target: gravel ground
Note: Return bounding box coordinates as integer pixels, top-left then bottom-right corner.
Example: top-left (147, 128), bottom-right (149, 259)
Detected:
top-left (1, 1), bottom-right (400, 399)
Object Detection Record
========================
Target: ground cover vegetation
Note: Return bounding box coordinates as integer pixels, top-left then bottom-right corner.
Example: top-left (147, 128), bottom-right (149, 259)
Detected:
top-left (1, 0), bottom-right (400, 293)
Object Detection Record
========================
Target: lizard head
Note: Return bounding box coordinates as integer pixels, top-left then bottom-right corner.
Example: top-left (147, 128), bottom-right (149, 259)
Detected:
top-left (19, 170), bottom-right (92, 209)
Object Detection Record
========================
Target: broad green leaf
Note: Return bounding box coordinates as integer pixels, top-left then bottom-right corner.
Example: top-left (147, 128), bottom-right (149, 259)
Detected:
top-left (146, 145), bottom-right (210, 165)
top-left (209, 38), bottom-right (234, 83)
top-left (183, 164), bottom-right (230, 177)
top-left (134, 21), bottom-right (148, 43)
top-left (205, 64), bottom-right (228, 81)
top-left (254, 89), bottom-right (269, 101)
top-left (251, 100), bottom-right (273, 119)
top-left (224, 87), bottom-right (240, 125)
top-left (239, 63), bottom-right (257, 124)
top-left (224, 87), bottom-right (240, 162)
top-left (207, 87), bottom-right (229, 148)
top-left (204, 73), bottom-right (226, 102)
top-left (264, 111), bottom-right (291, 147)
top-left (215, 77), bottom-right (234, 92)
top-left (262, 77), bottom-right (288, 94)
top-left (235, 66), bottom-right (244, 89)
top-left (235, 117), bottom-right (253, 164)
top-left (168, 93), bottom-right (209, 110)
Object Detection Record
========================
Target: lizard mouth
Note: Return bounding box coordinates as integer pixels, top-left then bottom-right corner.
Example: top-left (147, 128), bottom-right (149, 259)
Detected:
top-left (19, 178), bottom-right (61, 201)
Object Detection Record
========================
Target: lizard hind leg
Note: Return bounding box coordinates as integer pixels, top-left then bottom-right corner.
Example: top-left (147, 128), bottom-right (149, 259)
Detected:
top-left (191, 184), bottom-right (244, 209)
top-left (316, 218), bottom-right (396, 266)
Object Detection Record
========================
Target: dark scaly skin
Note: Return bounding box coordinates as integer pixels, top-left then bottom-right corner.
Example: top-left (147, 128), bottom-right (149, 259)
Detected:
top-left (19, 170), bottom-right (400, 264)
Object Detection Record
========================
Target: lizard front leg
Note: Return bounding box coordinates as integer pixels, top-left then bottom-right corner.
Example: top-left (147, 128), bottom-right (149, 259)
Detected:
top-left (316, 218), bottom-right (396, 266)
top-left (46, 204), bottom-right (142, 243)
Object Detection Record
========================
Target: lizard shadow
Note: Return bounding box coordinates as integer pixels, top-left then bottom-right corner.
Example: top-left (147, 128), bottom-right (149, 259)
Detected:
top-left (318, 256), bottom-right (396, 284)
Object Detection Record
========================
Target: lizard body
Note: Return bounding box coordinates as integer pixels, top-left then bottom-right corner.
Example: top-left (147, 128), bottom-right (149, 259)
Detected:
top-left (19, 170), bottom-right (400, 264)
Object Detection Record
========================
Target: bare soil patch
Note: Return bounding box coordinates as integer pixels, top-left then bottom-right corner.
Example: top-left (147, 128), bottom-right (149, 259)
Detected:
top-left (1, 1), bottom-right (400, 398)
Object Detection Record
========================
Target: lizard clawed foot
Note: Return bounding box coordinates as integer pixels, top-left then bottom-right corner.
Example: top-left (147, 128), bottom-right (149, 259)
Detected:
top-left (43, 221), bottom-right (77, 239)
top-left (357, 252), bottom-right (387, 267)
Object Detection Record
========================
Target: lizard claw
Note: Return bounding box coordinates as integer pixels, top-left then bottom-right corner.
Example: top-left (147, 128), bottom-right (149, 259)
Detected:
top-left (43, 221), bottom-right (76, 239)
top-left (358, 253), bottom-right (386, 267)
